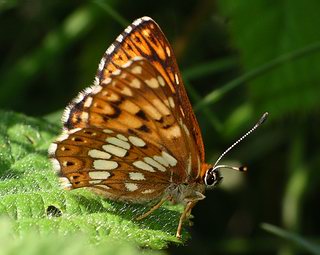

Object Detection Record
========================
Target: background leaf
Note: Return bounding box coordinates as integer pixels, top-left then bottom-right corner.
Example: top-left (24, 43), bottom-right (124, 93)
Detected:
top-left (218, 0), bottom-right (320, 118)
top-left (261, 223), bottom-right (320, 254)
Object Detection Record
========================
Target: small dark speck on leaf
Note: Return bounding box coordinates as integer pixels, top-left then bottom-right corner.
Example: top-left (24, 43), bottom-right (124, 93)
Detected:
top-left (46, 205), bottom-right (62, 217)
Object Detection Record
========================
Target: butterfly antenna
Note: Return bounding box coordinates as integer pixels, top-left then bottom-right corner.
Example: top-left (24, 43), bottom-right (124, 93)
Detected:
top-left (212, 112), bottom-right (269, 172)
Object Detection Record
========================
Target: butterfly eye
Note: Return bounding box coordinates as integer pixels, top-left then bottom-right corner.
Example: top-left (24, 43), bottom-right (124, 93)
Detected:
top-left (204, 167), bottom-right (222, 187)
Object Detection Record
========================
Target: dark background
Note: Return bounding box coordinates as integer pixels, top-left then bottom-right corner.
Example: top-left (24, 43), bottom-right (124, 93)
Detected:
top-left (1, 0), bottom-right (320, 254)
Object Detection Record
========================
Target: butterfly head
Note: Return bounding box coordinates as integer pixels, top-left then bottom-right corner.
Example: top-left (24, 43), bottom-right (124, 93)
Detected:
top-left (203, 166), bottom-right (223, 188)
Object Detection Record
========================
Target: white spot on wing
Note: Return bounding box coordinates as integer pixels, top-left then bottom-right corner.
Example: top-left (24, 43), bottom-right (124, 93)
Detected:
top-left (142, 189), bottom-right (155, 194)
top-left (98, 57), bottom-right (106, 72)
top-left (157, 76), bottom-right (165, 86)
top-left (153, 155), bottom-right (169, 167)
top-left (89, 171), bottom-right (111, 179)
top-left (161, 151), bottom-right (178, 166)
top-left (93, 77), bottom-right (99, 86)
top-left (94, 184), bottom-right (111, 190)
top-left (48, 143), bottom-right (57, 156)
top-left (50, 158), bottom-right (61, 172)
top-left (116, 34), bottom-right (123, 42)
top-left (81, 112), bottom-right (89, 121)
top-left (133, 160), bottom-right (155, 172)
top-left (128, 136), bottom-right (146, 147)
top-left (59, 177), bottom-right (72, 189)
top-left (102, 78), bottom-right (112, 85)
top-left (103, 144), bottom-right (127, 157)
top-left (68, 128), bottom-right (82, 134)
top-left (125, 183), bottom-right (138, 191)
top-left (130, 78), bottom-right (141, 88)
top-left (92, 85), bottom-right (102, 94)
top-left (145, 78), bottom-right (159, 88)
top-left (131, 65), bottom-right (142, 74)
top-left (73, 91), bottom-right (87, 104)
top-left (84, 96), bottom-right (93, 108)
top-left (93, 160), bottom-right (118, 170)
top-left (88, 149), bottom-right (111, 159)
top-left (56, 133), bottom-right (69, 142)
top-left (144, 157), bottom-right (166, 172)
top-left (179, 106), bottom-right (185, 117)
top-left (106, 44), bottom-right (115, 55)
top-left (83, 87), bottom-right (92, 95)
top-left (165, 125), bottom-right (181, 138)
top-left (141, 16), bottom-right (152, 21)
top-left (112, 69), bottom-right (121, 76)
top-left (106, 137), bottom-right (130, 149)
top-left (116, 134), bottom-right (128, 141)
top-left (125, 25), bottom-right (132, 34)
top-left (89, 180), bottom-right (102, 184)
top-left (165, 46), bottom-right (171, 57)
top-left (61, 107), bottom-right (71, 124)
top-left (129, 172), bottom-right (145, 180)
top-left (175, 73), bottom-right (180, 85)
top-left (152, 99), bottom-right (170, 116)
top-left (120, 86), bottom-right (133, 96)
top-left (143, 104), bottom-right (162, 121)
top-left (103, 129), bottom-right (114, 134)
top-left (62, 161), bottom-right (69, 167)
top-left (133, 18), bottom-right (143, 26)
top-left (122, 60), bottom-right (133, 68)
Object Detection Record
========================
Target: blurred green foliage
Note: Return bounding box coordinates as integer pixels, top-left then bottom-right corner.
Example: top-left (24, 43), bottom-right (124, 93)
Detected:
top-left (0, 217), bottom-right (165, 255)
top-left (1, 0), bottom-right (320, 254)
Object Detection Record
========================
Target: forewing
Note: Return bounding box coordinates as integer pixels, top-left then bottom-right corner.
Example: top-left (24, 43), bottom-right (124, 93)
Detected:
top-left (96, 17), bottom-right (205, 165)
top-left (61, 17), bottom-right (204, 181)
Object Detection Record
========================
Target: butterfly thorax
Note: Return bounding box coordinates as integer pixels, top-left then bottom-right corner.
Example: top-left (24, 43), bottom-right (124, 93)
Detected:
top-left (166, 162), bottom-right (214, 204)
top-left (166, 182), bottom-right (206, 205)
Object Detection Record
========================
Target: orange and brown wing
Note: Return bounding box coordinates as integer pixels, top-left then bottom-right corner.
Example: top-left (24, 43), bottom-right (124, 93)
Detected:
top-left (62, 17), bottom-right (205, 180)
top-left (96, 17), bottom-right (205, 164)
top-left (49, 60), bottom-right (197, 201)
top-left (49, 126), bottom-right (171, 203)
top-left (61, 58), bottom-right (194, 182)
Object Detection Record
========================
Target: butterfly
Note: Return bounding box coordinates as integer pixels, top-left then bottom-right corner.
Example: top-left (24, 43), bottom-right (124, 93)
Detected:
top-left (48, 16), bottom-right (268, 238)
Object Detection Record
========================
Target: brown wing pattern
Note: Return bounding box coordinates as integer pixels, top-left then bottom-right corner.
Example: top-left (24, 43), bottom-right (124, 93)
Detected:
top-left (50, 126), bottom-right (171, 203)
top-left (60, 17), bottom-right (204, 182)
top-left (96, 17), bottom-right (205, 164)
top-left (50, 58), bottom-right (202, 201)
top-left (59, 58), bottom-right (194, 181)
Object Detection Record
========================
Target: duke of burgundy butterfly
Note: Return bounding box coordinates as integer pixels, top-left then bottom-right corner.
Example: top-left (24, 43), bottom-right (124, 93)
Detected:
top-left (48, 16), bottom-right (268, 238)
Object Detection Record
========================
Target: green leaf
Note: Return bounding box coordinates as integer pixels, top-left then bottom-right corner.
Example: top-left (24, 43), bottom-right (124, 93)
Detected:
top-left (0, 110), bottom-right (184, 250)
top-left (261, 223), bottom-right (320, 254)
top-left (0, 217), bottom-right (164, 255)
top-left (218, 0), bottom-right (320, 118)
top-left (0, 4), bottom-right (105, 108)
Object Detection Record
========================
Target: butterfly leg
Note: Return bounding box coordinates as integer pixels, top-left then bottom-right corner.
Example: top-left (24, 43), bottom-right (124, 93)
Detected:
top-left (176, 201), bottom-right (198, 238)
top-left (136, 195), bottom-right (170, 220)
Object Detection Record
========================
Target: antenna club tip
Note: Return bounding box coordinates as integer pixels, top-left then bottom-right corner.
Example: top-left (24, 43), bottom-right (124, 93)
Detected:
top-left (257, 112), bottom-right (269, 125)
top-left (239, 166), bottom-right (248, 172)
